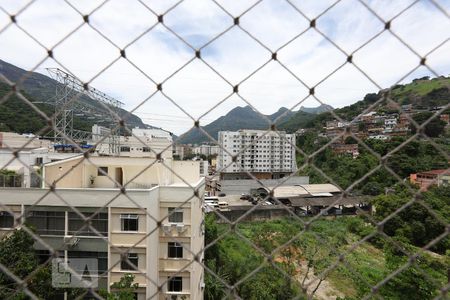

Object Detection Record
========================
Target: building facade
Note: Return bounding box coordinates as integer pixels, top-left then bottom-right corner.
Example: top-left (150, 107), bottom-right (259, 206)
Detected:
top-left (192, 144), bottom-right (220, 157)
top-left (410, 169), bottom-right (450, 191)
top-left (0, 157), bottom-right (205, 300)
top-left (217, 130), bottom-right (297, 180)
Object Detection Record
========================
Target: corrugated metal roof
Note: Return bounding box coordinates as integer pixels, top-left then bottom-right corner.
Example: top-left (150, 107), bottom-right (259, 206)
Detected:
top-left (265, 184), bottom-right (341, 198)
top-left (271, 186), bottom-right (309, 198)
top-left (300, 184), bottom-right (341, 194)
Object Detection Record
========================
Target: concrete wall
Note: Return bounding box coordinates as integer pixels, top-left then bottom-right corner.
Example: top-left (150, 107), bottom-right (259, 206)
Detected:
top-left (171, 161), bottom-right (200, 185)
top-left (44, 157), bottom-right (201, 189)
top-left (43, 156), bottom-right (84, 188)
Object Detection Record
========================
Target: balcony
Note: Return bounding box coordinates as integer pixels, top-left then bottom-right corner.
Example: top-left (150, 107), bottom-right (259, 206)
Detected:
top-left (159, 258), bottom-right (192, 272)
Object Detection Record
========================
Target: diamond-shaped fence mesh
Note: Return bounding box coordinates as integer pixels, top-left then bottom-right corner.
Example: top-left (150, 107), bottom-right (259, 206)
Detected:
top-left (0, 0), bottom-right (449, 299)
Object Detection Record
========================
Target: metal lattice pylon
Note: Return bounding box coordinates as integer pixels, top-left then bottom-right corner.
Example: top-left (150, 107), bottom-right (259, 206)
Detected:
top-left (47, 68), bottom-right (123, 154)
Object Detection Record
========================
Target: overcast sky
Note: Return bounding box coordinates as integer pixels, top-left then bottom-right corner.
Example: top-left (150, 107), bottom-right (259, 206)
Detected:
top-left (0, 0), bottom-right (449, 135)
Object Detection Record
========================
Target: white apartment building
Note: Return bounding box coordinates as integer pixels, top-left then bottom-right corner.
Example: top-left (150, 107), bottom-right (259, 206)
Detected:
top-left (217, 130), bottom-right (297, 180)
top-left (119, 128), bottom-right (172, 158)
top-left (94, 127), bottom-right (173, 158)
top-left (192, 144), bottom-right (220, 157)
top-left (0, 156), bottom-right (205, 300)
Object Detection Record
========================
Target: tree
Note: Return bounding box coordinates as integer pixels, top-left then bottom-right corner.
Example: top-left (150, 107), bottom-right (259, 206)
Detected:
top-left (0, 228), bottom-right (58, 299)
top-left (380, 243), bottom-right (442, 300)
top-left (412, 112), bottom-right (446, 137)
top-left (99, 273), bottom-right (139, 300)
top-left (371, 186), bottom-right (450, 254)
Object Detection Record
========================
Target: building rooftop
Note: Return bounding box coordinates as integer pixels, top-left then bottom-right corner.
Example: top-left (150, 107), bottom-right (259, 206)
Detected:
top-left (264, 183), bottom-right (341, 198)
top-left (418, 169), bottom-right (450, 175)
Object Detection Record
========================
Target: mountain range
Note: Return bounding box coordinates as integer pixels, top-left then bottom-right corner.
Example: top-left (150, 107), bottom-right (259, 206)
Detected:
top-left (2, 59), bottom-right (448, 145)
top-left (177, 104), bottom-right (333, 144)
top-left (0, 59), bottom-right (147, 131)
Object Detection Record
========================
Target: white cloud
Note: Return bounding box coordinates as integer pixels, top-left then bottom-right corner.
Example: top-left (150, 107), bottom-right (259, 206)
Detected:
top-left (0, 0), bottom-right (449, 136)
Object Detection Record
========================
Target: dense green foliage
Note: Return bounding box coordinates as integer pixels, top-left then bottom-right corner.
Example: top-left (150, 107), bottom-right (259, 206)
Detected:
top-left (0, 81), bottom-right (93, 134)
top-left (99, 273), bottom-right (139, 300)
top-left (205, 184), bottom-right (449, 300)
top-left (296, 133), bottom-right (448, 195)
top-left (411, 111), bottom-right (447, 137)
top-left (372, 186), bottom-right (450, 254)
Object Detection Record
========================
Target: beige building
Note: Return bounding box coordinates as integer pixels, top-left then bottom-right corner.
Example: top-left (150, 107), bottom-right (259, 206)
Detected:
top-left (0, 156), bottom-right (205, 300)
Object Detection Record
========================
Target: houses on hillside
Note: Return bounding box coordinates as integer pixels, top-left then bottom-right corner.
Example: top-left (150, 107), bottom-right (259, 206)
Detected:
top-left (410, 169), bottom-right (450, 191)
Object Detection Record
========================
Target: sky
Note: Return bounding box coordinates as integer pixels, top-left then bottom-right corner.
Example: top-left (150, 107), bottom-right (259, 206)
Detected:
top-left (0, 0), bottom-right (449, 135)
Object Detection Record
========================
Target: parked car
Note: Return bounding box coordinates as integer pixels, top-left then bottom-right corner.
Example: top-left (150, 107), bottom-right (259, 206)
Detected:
top-left (218, 193), bottom-right (226, 197)
top-left (240, 194), bottom-right (251, 200)
top-left (218, 201), bottom-right (229, 211)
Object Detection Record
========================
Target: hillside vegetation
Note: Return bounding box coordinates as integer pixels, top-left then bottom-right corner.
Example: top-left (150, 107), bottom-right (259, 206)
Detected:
top-left (0, 59), bottom-right (147, 130)
top-left (0, 81), bottom-right (91, 135)
top-left (280, 76), bottom-right (450, 132)
top-left (205, 186), bottom-right (450, 300)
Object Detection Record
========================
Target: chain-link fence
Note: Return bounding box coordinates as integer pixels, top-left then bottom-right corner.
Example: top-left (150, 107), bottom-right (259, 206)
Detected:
top-left (0, 0), bottom-right (449, 299)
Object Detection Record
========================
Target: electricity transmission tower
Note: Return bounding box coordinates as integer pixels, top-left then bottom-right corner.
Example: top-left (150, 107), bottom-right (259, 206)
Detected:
top-left (47, 68), bottom-right (124, 154)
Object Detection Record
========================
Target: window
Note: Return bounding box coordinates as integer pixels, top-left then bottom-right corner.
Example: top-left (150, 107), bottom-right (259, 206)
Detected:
top-left (26, 211), bottom-right (65, 235)
top-left (168, 208), bottom-right (183, 223)
top-left (121, 214), bottom-right (138, 231)
top-left (168, 242), bottom-right (183, 258)
top-left (69, 251), bottom-right (108, 274)
top-left (168, 276), bottom-right (182, 292)
top-left (121, 253), bottom-right (138, 270)
top-left (120, 146), bottom-right (130, 152)
top-left (97, 166), bottom-right (108, 176)
top-left (0, 211), bottom-right (14, 228)
top-left (69, 212), bottom-right (108, 236)
top-left (35, 157), bottom-right (43, 165)
top-left (142, 147), bottom-right (151, 152)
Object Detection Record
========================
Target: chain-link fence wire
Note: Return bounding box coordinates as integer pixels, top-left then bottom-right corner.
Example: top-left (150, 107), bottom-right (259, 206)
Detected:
top-left (0, 0), bottom-right (449, 299)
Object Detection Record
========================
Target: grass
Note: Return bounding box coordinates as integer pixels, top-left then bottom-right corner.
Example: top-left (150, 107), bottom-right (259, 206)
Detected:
top-left (392, 77), bottom-right (450, 97)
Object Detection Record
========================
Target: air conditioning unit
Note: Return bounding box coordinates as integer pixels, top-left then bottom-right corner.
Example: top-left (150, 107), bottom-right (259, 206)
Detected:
top-left (162, 224), bottom-right (172, 235)
top-left (176, 224), bottom-right (186, 233)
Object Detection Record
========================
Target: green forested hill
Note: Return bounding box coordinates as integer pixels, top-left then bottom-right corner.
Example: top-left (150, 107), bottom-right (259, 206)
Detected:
top-left (0, 81), bottom-right (94, 135)
top-left (0, 59), bottom-right (147, 130)
top-left (279, 76), bottom-right (450, 132)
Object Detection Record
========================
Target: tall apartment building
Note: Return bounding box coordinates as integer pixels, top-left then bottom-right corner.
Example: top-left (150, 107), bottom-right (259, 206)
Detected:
top-left (192, 144), bottom-right (220, 157)
top-left (0, 156), bottom-right (205, 300)
top-left (217, 130), bottom-right (297, 180)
